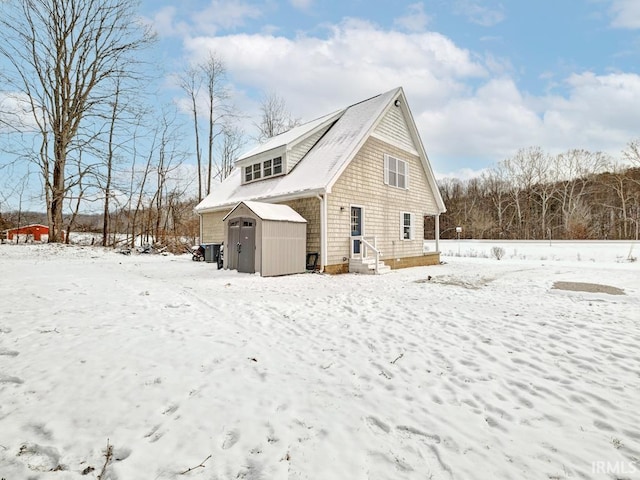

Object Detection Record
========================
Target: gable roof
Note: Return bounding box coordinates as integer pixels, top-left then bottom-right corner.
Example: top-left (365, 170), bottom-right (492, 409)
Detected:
top-left (224, 201), bottom-right (307, 223)
top-left (195, 87), bottom-right (445, 214)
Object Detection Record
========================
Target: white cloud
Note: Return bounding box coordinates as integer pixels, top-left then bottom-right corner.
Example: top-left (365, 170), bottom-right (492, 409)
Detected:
top-left (419, 78), bottom-right (543, 166)
top-left (184, 19), bottom-right (486, 116)
top-left (177, 18), bottom-right (640, 174)
top-left (609, 0), bottom-right (640, 29)
top-left (290, 0), bottom-right (313, 10)
top-left (542, 72), bottom-right (640, 147)
top-left (453, 0), bottom-right (505, 27)
top-left (192, 0), bottom-right (263, 33)
top-left (145, 1), bottom-right (264, 37)
top-left (394, 3), bottom-right (431, 32)
top-left (0, 91), bottom-right (39, 133)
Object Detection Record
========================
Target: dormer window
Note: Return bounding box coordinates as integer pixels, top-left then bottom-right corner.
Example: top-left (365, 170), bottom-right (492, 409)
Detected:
top-left (242, 156), bottom-right (285, 184)
top-left (273, 157), bottom-right (282, 175)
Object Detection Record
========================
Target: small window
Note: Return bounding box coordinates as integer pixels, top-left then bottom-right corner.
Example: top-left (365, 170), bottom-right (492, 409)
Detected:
top-left (245, 166), bottom-right (252, 182)
top-left (263, 159), bottom-right (272, 177)
top-left (384, 154), bottom-right (409, 189)
top-left (401, 212), bottom-right (413, 240)
top-left (252, 163), bottom-right (261, 180)
top-left (273, 157), bottom-right (282, 174)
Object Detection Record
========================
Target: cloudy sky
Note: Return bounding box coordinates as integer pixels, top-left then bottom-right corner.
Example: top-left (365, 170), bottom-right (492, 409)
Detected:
top-left (142, 0), bottom-right (640, 179)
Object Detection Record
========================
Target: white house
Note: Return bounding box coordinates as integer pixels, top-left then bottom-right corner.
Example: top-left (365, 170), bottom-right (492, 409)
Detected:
top-left (195, 87), bottom-right (446, 274)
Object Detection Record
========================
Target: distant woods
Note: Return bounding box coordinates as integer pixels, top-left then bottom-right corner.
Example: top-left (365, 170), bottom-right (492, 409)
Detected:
top-left (434, 145), bottom-right (640, 241)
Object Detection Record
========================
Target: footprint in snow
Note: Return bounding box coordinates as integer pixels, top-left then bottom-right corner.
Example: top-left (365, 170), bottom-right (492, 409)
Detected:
top-left (365, 416), bottom-right (391, 434)
top-left (162, 404), bottom-right (179, 415)
top-left (0, 374), bottom-right (23, 384)
top-left (0, 348), bottom-right (19, 357)
top-left (222, 429), bottom-right (240, 450)
top-left (144, 424), bottom-right (163, 443)
top-left (17, 443), bottom-right (61, 472)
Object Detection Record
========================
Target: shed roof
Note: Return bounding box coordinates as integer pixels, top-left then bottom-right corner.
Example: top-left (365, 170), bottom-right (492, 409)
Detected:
top-left (224, 201), bottom-right (307, 223)
top-left (4, 224), bottom-right (48, 232)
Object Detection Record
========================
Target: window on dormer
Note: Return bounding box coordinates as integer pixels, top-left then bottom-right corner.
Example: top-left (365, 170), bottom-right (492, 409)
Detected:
top-left (273, 157), bottom-right (283, 174)
top-left (252, 163), bottom-right (261, 180)
top-left (243, 156), bottom-right (285, 184)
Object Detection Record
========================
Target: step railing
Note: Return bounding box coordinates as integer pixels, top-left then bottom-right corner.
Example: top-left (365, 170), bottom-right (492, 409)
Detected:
top-left (351, 235), bottom-right (381, 274)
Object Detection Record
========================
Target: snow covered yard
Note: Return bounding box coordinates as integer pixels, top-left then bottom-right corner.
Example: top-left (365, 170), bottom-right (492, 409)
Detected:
top-left (0, 242), bottom-right (639, 480)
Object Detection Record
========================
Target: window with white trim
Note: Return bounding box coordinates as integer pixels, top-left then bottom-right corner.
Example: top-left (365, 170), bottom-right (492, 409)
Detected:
top-left (273, 157), bottom-right (283, 174)
top-left (400, 212), bottom-right (414, 240)
top-left (242, 156), bottom-right (285, 184)
top-left (384, 154), bottom-right (409, 189)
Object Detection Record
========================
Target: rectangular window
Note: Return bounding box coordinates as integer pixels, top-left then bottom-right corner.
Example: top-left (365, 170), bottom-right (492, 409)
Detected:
top-left (245, 166), bottom-right (252, 182)
top-left (384, 154), bottom-right (409, 189)
top-left (273, 157), bottom-right (283, 174)
top-left (397, 160), bottom-right (407, 189)
top-left (401, 212), bottom-right (413, 240)
top-left (252, 163), bottom-right (261, 180)
top-left (263, 159), bottom-right (272, 177)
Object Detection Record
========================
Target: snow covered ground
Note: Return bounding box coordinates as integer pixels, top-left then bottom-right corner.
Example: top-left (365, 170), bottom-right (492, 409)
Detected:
top-left (0, 241), bottom-right (639, 480)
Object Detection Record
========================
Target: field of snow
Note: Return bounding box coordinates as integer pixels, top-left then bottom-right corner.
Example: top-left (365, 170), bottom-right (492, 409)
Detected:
top-left (1, 241), bottom-right (639, 479)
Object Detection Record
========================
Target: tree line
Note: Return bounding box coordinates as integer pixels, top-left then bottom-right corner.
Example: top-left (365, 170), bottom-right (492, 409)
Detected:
top-left (435, 145), bottom-right (640, 241)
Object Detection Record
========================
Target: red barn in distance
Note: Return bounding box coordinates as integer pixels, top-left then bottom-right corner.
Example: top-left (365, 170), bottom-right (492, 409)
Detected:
top-left (3, 224), bottom-right (64, 242)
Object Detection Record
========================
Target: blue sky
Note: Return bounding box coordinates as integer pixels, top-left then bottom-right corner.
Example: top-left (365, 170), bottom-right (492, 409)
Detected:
top-left (140, 0), bottom-right (640, 179)
top-left (3, 0), bottom-right (640, 211)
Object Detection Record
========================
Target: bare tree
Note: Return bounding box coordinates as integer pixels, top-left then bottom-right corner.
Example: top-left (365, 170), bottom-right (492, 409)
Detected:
top-left (178, 67), bottom-right (204, 201)
top-left (217, 122), bottom-right (245, 181)
top-left (483, 165), bottom-right (511, 237)
top-left (0, 0), bottom-right (154, 242)
top-left (502, 147), bottom-right (542, 238)
top-left (256, 91), bottom-right (300, 141)
top-left (554, 149), bottom-right (608, 237)
top-left (530, 150), bottom-right (557, 239)
top-left (201, 52), bottom-right (229, 196)
top-left (623, 139), bottom-right (640, 168)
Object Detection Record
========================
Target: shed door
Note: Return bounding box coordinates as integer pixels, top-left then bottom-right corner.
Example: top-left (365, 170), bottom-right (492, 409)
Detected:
top-left (228, 219), bottom-right (240, 270)
top-left (237, 219), bottom-right (256, 273)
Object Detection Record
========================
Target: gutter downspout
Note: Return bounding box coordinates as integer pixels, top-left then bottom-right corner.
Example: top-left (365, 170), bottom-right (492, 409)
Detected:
top-left (198, 212), bottom-right (203, 245)
top-left (435, 213), bottom-right (440, 253)
top-left (316, 194), bottom-right (327, 272)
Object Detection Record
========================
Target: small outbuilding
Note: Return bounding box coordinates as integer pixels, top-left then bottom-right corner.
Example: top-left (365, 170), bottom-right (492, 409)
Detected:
top-left (223, 201), bottom-right (307, 277)
top-left (3, 224), bottom-right (62, 243)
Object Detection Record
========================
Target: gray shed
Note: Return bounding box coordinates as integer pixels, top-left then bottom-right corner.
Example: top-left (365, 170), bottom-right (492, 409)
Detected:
top-left (223, 201), bottom-right (307, 277)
